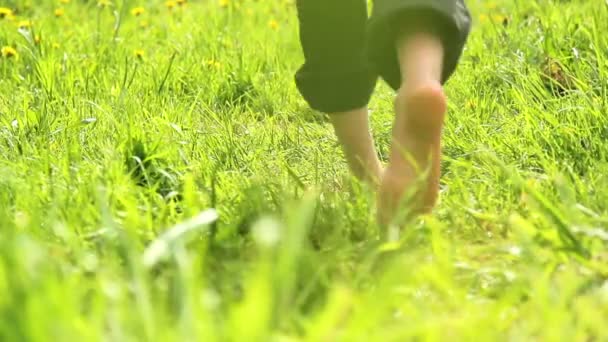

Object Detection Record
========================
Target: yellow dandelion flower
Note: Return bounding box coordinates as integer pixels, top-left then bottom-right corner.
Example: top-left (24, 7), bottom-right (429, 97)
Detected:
top-left (0, 7), bottom-right (13, 19)
top-left (60, 0), bottom-right (70, 4)
top-left (485, 2), bottom-right (497, 9)
top-left (131, 7), bottom-right (145, 16)
top-left (268, 19), bottom-right (278, 30)
top-left (176, 0), bottom-right (186, 6)
top-left (34, 35), bottom-right (41, 45)
top-left (17, 20), bottom-right (31, 29)
top-left (492, 14), bottom-right (509, 26)
top-left (492, 14), bottom-right (505, 22)
top-left (54, 8), bottom-right (65, 17)
top-left (52, 42), bottom-right (60, 49)
top-left (205, 59), bottom-right (221, 69)
top-left (139, 20), bottom-right (149, 28)
top-left (479, 14), bottom-right (489, 23)
top-left (165, 1), bottom-right (176, 9)
top-left (97, 0), bottom-right (111, 8)
top-left (219, 0), bottom-right (229, 8)
top-left (134, 49), bottom-right (145, 59)
top-left (1, 46), bottom-right (18, 58)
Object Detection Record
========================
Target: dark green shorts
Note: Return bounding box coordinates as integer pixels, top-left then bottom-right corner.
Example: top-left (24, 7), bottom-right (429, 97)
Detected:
top-left (295, 0), bottom-right (471, 113)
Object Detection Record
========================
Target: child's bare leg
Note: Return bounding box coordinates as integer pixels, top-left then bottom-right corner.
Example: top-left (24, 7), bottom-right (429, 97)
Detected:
top-left (330, 107), bottom-right (383, 185)
top-left (377, 32), bottom-right (446, 225)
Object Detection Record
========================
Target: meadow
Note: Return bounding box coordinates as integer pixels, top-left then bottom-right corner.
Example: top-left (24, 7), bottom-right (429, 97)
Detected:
top-left (1, 0), bottom-right (607, 340)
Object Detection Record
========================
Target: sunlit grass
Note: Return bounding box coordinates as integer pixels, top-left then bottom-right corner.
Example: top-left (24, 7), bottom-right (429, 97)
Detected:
top-left (0, 0), bottom-right (607, 340)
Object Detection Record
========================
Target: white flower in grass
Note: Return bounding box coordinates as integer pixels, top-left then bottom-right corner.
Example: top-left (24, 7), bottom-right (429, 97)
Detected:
top-left (252, 216), bottom-right (281, 248)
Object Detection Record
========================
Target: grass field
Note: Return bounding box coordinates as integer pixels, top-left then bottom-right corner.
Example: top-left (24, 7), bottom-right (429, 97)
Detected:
top-left (1, 0), bottom-right (608, 340)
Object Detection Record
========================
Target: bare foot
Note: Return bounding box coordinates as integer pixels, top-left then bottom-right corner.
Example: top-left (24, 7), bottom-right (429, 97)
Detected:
top-left (377, 81), bottom-right (446, 226)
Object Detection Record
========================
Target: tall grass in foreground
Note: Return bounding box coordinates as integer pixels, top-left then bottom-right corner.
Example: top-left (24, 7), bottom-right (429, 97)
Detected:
top-left (0, 0), bottom-right (607, 340)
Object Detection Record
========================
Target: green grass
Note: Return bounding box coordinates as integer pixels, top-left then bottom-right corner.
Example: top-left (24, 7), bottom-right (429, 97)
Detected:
top-left (1, 0), bottom-right (607, 340)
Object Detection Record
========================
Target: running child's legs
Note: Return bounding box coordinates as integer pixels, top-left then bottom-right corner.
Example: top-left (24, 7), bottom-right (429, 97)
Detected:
top-left (295, 0), bottom-right (382, 184)
top-left (295, 0), bottom-right (471, 223)
top-left (377, 32), bottom-right (447, 224)
top-left (368, 1), bottom-right (471, 224)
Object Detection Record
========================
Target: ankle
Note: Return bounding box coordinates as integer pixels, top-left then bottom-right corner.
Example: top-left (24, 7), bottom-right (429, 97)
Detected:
top-left (398, 79), bottom-right (444, 100)
top-left (329, 107), bottom-right (383, 184)
top-left (397, 32), bottom-right (444, 85)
